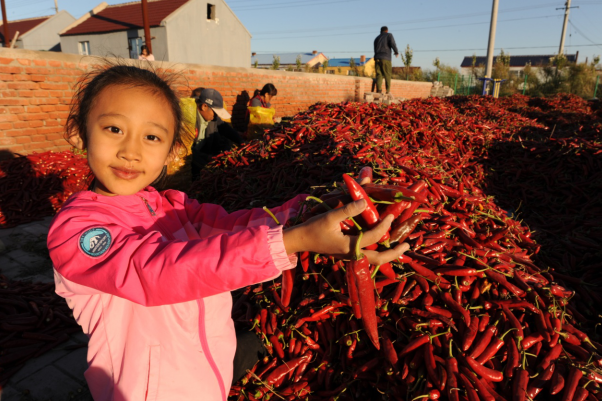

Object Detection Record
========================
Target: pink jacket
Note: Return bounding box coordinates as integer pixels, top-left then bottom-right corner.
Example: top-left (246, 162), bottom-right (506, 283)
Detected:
top-left (48, 187), bottom-right (304, 401)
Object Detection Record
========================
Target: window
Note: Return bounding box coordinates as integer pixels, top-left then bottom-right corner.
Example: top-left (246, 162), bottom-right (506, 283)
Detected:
top-left (326, 70), bottom-right (335, 74)
top-left (207, 3), bottom-right (215, 20)
top-left (78, 41), bottom-right (90, 55)
top-left (128, 37), bottom-right (142, 59)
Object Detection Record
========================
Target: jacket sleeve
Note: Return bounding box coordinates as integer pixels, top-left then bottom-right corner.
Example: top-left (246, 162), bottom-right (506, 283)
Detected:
top-left (48, 204), bottom-right (292, 307)
top-left (389, 34), bottom-right (399, 55)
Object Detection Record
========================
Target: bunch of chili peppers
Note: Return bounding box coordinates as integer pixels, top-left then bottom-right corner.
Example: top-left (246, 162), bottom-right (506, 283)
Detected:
top-left (0, 150), bottom-right (91, 228)
top-left (229, 167), bottom-right (602, 400)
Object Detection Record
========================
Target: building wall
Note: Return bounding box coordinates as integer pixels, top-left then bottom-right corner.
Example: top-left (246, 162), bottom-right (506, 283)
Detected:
top-left (21, 11), bottom-right (76, 51)
top-left (166, 0), bottom-right (251, 68)
top-left (60, 26), bottom-right (168, 60)
top-left (0, 49), bottom-right (432, 155)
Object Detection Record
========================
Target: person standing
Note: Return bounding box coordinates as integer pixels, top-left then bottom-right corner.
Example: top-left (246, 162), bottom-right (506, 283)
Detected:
top-left (373, 26), bottom-right (399, 94)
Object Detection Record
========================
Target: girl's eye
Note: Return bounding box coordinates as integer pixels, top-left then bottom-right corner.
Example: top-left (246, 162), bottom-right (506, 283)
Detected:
top-left (108, 126), bottom-right (122, 134)
top-left (146, 135), bottom-right (161, 142)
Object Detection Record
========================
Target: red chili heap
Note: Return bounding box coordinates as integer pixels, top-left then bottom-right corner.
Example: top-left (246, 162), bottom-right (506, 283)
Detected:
top-left (189, 94), bottom-right (602, 400)
top-left (0, 151), bottom-right (90, 228)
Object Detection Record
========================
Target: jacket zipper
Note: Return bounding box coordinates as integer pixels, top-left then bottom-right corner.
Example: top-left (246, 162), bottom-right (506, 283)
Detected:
top-left (139, 196), bottom-right (227, 399)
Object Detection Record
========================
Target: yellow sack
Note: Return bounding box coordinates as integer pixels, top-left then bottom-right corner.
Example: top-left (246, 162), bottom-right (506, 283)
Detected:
top-left (247, 106), bottom-right (275, 140)
top-left (161, 98), bottom-right (197, 190)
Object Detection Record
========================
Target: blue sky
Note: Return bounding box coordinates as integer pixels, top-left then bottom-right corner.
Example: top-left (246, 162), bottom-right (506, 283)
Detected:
top-left (5, 0), bottom-right (602, 69)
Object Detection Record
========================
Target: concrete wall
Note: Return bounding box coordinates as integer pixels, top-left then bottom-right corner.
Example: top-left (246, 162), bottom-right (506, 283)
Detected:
top-left (20, 11), bottom-right (76, 52)
top-left (165, 0), bottom-right (251, 68)
top-left (0, 49), bottom-right (432, 155)
top-left (61, 26), bottom-right (168, 60)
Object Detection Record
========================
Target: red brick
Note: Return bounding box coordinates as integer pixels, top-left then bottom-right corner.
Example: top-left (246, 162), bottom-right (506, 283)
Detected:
top-left (8, 82), bottom-right (38, 90)
top-left (28, 121), bottom-right (44, 128)
top-left (15, 136), bottom-right (32, 144)
top-left (8, 106), bottom-right (24, 114)
top-left (13, 121), bottom-right (28, 129)
top-left (39, 83), bottom-right (69, 90)
top-left (48, 60), bottom-right (62, 67)
top-left (18, 113), bottom-right (49, 121)
top-left (33, 59), bottom-right (47, 66)
top-left (37, 127), bottom-right (62, 135)
top-left (0, 138), bottom-right (16, 146)
top-left (45, 119), bottom-right (60, 127)
top-left (45, 133), bottom-right (63, 141)
top-left (18, 91), bottom-right (34, 98)
top-left (0, 122), bottom-right (12, 130)
top-left (31, 134), bottom-right (46, 142)
top-left (0, 57), bottom-right (14, 65)
top-left (0, 74), bottom-right (15, 81)
top-left (0, 66), bottom-right (23, 74)
top-left (25, 67), bottom-right (52, 75)
top-left (28, 75), bottom-right (46, 82)
top-left (0, 114), bottom-right (18, 122)
top-left (26, 106), bottom-right (41, 113)
top-left (40, 105), bottom-right (57, 112)
top-left (17, 59), bottom-right (31, 66)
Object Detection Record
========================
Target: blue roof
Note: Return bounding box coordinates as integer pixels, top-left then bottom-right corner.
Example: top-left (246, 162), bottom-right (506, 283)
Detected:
top-left (251, 53), bottom-right (321, 65)
top-left (327, 57), bottom-right (371, 67)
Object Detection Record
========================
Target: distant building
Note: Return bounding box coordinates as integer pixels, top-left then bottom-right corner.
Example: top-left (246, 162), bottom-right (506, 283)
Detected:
top-left (324, 55), bottom-right (373, 76)
top-left (59, 0), bottom-right (251, 68)
top-left (0, 12), bottom-right (76, 51)
top-left (251, 51), bottom-right (328, 70)
top-left (460, 54), bottom-right (579, 78)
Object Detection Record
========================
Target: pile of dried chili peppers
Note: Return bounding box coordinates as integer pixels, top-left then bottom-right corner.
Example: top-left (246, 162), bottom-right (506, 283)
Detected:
top-left (188, 94), bottom-right (602, 400)
top-left (0, 150), bottom-right (91, 228)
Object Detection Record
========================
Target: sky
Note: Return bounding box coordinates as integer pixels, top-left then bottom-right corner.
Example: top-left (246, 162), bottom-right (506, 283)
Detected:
top-left (4, 0), bottom-right (602, 70)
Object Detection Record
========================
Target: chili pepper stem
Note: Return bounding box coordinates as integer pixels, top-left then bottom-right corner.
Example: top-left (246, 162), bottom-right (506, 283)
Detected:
top-left (306, 195), bottom-right (363, 230)
top-left (262, 206), bottom-right (281, 225)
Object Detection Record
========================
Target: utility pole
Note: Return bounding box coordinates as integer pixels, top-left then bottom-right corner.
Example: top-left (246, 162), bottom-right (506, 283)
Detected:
top-left (54, 0), bottom-right (59, 14)
top-left (484, 0), bottom-right (499, 94)
top-left (1, 0), bottom-right (9, 48)
top-left (557, 0), bottom-right (578, 55)
top-left (140, 0), bottom-right (152, 54)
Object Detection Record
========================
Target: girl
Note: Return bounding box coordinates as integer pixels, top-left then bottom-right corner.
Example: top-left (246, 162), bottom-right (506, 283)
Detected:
top-left (249, 83), bottom-right (277, 108)
top-left (48, 63), bottom-right (408, 401)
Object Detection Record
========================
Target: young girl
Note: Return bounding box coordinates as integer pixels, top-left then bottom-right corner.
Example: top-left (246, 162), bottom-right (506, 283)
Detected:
top-left (48, 63), bottom-right (408, 401)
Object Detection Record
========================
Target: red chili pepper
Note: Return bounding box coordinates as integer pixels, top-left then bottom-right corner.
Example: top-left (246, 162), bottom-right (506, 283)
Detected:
top-left (461, 316), bottom-right (479, 352)
top-left (550, 364), bottom-right (566, 395)
top-left (349, 232), bottom-right (380, 350)
top-left (475, 327), bottom-right (516, 364)
top-left (561, 366), bottom-right (583, 401)
top-left (265, 355), bottom-right (310, 387)
top-left (512, 365), bottom-right (529, 401)
top-left (527, 362), bottom-right (555, 399)
top-left (342, 173), bottom-right (380, 228)
top-left (280, 268), bottom-right (294, 307)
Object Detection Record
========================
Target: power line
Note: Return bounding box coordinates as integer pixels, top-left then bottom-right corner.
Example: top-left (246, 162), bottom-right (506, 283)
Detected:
top-left (253, 43), bottom-right (602, 55)
top-left (233, 0), bottom-right (361, 12)
top-left (250, 3), bottom-right (562, 35)
top-left (568, 19), bottom-right (602, 50)
top-left (252, 15), bottom-right (560, 41)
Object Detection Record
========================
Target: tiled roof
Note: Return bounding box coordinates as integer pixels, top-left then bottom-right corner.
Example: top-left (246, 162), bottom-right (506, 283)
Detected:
top-left (460, 54), bottom-right (578, 68)
top-left (327, 57), bottom-right (371, 67)
top-left (0, 16), bottom-right (50, 43)
top-left (62, 0), bottom-right (190, 36)
top-left (251, 53), bottom-right (322, 65)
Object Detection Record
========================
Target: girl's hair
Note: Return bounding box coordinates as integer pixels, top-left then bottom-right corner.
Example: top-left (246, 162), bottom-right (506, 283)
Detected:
top-left (260, 83), bottom-right (277, 97)
top-left (66, 60), bottom-right (185, 154)
top-left (65, 60), bottom-right (187, 189)
top-left (140, 45), bottom-right (149, 53)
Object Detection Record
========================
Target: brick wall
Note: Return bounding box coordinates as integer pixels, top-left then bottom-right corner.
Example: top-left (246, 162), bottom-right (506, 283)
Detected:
top-left (0, 49), bottom-right (432, 156)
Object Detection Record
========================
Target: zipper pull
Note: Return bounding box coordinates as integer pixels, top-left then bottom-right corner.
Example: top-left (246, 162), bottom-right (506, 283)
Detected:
top-left (140, 197), bottom-right (156, 216)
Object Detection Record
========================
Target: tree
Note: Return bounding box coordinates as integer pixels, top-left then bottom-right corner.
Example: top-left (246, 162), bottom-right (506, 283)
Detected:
top-left (271, 55), bottom-right (280, 70)
top-left (401, 44), bottom-right (413, 80)
top-left (253, 60), bottom-right (258, 68)
top-left (322, 59), bottom-right (329, 73)
top-left (296, 54), bottom-right (302, 71)
top-left (433, 57), bottom-right (441, 71)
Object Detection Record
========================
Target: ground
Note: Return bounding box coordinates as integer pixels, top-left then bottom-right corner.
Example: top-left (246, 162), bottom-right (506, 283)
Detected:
top-left (0, 218), bottom-right (93, 401)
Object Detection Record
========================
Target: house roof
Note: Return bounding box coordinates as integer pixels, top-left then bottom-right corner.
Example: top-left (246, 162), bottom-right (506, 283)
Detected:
top-left (251, 52), bottom-right (324, 65)
top-left (61, 0), bottom-right (190, 36)
top-left (0, 16), bottom-right (51, 43)
top-left (327, 57), bottom-right (371, 67)
top-left (460, 54), bottom-right (578, 68)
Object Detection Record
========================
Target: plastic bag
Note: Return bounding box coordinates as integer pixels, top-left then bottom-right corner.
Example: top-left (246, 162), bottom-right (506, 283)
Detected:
top-left (247, 106), bottom-right (275, 140)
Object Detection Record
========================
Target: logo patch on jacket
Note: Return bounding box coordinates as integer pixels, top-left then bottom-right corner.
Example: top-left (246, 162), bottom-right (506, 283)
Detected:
top-left (79, 228), bottom-right (112, 257)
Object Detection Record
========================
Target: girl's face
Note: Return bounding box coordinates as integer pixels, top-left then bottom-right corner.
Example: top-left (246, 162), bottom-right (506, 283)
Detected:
top-left (80, 84), bottom-right (175, 196)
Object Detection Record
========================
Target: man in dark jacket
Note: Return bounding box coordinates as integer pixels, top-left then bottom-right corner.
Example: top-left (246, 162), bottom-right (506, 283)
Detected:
top-left (191, 88), bottom-right (242, 181)
top-left (373, 26), bottom-right (399, 94)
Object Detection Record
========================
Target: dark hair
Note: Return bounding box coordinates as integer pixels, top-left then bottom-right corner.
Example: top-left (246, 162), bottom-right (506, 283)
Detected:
top-left (260, 83), bottom-right (277, 97)
top-left (191, 87), bottom-right (204, 98)
top-left (381, 26), bottom-right (388, 33)
top-left (65, 61), bottom-right (187, 186)
top-left (141, 45), bottom-right (149, 53)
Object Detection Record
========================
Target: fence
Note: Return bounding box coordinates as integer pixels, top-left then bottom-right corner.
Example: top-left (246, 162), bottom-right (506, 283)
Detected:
top-left (436, 72), bottom-right (480, 96)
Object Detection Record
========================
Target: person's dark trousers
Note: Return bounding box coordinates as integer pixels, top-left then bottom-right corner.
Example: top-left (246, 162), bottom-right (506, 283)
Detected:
top-left (375, 58), bottom-right (393, 93)
top-left (232, 326), bottom-right (267, 384)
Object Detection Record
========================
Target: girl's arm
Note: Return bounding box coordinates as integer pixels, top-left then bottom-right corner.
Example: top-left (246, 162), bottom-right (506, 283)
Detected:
top-left (48, 207), bottom-right (290, 307)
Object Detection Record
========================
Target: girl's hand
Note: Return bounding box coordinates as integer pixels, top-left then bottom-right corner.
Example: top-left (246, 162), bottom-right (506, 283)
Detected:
top-left (283, 199), bottom-right (410, 266)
